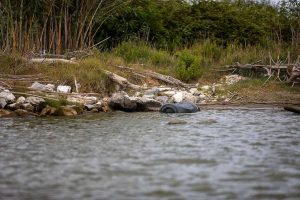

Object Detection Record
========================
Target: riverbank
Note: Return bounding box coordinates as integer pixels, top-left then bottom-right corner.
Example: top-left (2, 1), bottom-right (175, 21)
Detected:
top-left (0, 50), bottom-right (299, 118)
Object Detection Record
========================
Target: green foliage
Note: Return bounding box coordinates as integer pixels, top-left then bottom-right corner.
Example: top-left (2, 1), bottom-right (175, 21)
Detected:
top-left (45, 98), bottom-right (68, 109)
top-left (114, 41), bottom-right (174, 67)
top-left (99, 0), bottom-right (299, 50)
top-left (175, 50), bottom-right (204, 82)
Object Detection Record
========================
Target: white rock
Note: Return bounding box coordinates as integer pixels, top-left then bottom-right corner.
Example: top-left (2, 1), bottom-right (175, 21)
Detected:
top-left (199, 94), bottom-right (207, 99)
top-left (25, 96), bottom-right (45, 105)
top-left (142, 94), bottom-right (155, 99)
top-left (224, 75), bottom-right (247, 85)
top-left (134, 92), bottom-right (142, 97)
top-left (67, 95), bottom-right (98, 105)
top-left (16, 96), bottom-right (26, 104)
top-left (155, 96), bottom-right (169, 104)
top-left (189, 88), bottom-right (198, 95)
top-left (200, 85), bottom-right (211, 91)
top-left (183, 93), bottom-right (199, 103)
top-left (172, 91), bottom-right (186, 103)
top-left (162, 90), bottom-right (176, 97)
top-left (0, 97), bottom-right (7, 108)
top-left (30, 82), bottom-right (55, 92)
top-left (0, 91), bottom-right (15, 102)
top-left (158, 87), bottom-right (172, 92)
top-left (144, 87), bottom-right (159, 95)
top-left (57, 85), bottom-right (71, 93)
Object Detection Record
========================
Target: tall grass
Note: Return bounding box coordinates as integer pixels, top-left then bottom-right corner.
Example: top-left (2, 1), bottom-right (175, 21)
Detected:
top-left (0, 0), bottom-right (122, 54)
top-left (111, 40), bottom-right (296, 82)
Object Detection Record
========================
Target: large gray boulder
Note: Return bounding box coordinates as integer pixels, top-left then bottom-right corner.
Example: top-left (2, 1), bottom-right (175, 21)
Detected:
top-left (136, 98), bottom-right (162, 111)
top-left (109, 92), bottom-right (162, 112)
top-left (25, 96), bottom-right (46, 112)
top-left (109, 92), bottom-right (137, 112)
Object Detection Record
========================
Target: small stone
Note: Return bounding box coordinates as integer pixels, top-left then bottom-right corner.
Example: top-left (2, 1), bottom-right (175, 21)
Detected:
top-left (199, 94), bottom-right (207, 99)
top-left (200, 85), bottom-right (211, 92)
top-left (167, 119), bottom-right (188, 125)
top-left (21, 103), bottom-right (35, 112)
top-left (144, 87), bottom-right (159, 95)
top-left (189, 88), bottom-right (198, 95)
top-left (183, 93), bottom-right (199, 103)
top-left (25, 96), bottom-right (45, 105)
top-left (6, 103), bottom-right (21, 111)
top-left (91, 108), bottom-right (99, 113)
top-left (155, 96), bottom-right (169, 104)
top-left (172, 91), bottom-right (186, 103)
top-left (56, 106), bottom-right (77, 116)
top-left (161, 90), bottom-right (176, 97)
top-left (69, 105), bottom-right (84, 114)
top-left (142, 94), bottom-right (155, 99)
top-left (158, 87), bottom-right (172, 92)
top-left (84, 104), bottom-right (95, 111)
top-left (16, 96), bottom-right (26, 104)
top-left (40, 106), bottom-right (56, 116)
top-left (0, 97), bottom-right (7, 108)
top-left (101, 102), bottom-right (110, 112)
top-left (14, 109), bottom-right (29, 117)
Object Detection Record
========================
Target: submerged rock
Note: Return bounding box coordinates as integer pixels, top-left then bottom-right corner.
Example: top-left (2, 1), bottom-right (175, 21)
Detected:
top-left (167, 119), bottom-right (188, 125)
top-left (197, 119), bottom-right (218, 125)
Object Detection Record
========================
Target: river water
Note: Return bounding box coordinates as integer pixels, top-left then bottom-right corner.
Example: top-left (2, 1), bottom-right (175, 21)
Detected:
top-left (0, 107), bottom-right (300, 200)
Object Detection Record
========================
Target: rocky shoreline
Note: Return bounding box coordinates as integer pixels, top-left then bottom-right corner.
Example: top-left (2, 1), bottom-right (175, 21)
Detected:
top-left (0, 74), bottom-right (298, 118)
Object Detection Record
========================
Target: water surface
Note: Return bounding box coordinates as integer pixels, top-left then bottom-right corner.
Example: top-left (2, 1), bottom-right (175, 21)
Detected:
top-left (1, 107), bottom-right (300, 200)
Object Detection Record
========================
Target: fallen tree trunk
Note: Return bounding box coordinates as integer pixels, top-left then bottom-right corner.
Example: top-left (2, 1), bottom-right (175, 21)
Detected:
top-left (28, 58), bottom-right (78, 65)
top-left (113, 65), bottom-right (195, 88)
top-left (101, 69), bottom-right (142, 90)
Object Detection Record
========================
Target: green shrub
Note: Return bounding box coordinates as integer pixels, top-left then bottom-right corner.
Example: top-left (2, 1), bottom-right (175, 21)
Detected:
top-left (175, 50), bottom-right (205, 82)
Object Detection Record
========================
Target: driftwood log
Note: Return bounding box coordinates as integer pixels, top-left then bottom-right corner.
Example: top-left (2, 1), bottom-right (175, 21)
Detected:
top-left (101, 69), bottom-right (142, 90)
top-left (114, 65), bottom-right (195, 88)
top-left (28, 58), bottom-right (78, 65)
